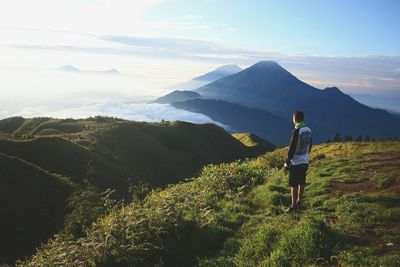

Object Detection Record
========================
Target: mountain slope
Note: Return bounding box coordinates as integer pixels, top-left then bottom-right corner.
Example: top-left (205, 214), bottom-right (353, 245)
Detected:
top-left (0, 117), bottom-right (273, 188)
top-left (20, 141), bottom-right (400, 266)
top-left (0, 116), bottom-right (275, 265)
top-left (167, 64), bottom-right (241, 91)
top-left (193, 64), bottom-right (242, 82)
top-left (0, 152), bottom-right (73, 264)
top-left (172, 98), bottom-right (292, 146)
top-left (153, 90), bottom-right (202, 104)
top-left (232, 132), bottom-right (276, 155)
top-left (0, 137), bottom-right (132, 195)
top-left (195, 61), bottom-right (400, 142)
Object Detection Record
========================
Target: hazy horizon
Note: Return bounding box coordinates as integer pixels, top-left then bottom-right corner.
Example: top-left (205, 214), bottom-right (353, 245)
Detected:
top-left (0, 0), bottom-right (399, 119)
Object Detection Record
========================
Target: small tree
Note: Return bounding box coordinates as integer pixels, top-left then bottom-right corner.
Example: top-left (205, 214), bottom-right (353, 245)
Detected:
top-left (334, 133), bottom-right (342, 142)
top-left (344, 135), bottom-right (353, 142)
top-left (356, 135), bottom-right (362, 142)
top-left (365, 135), bottom-right (371, 141)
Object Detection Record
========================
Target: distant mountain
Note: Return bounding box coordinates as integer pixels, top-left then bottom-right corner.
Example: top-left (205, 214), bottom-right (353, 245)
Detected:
top-left (349, 93), bottom-right (400, 113)
top-left (172, 98), bottom-right (292, 146)
top-left (55, 65), bottom-right (121, 75)
top-left (193, 64), bottom-right (242, 81)
top-left (167, 64), bottom-right (242, 91)
top-left (104, 68), bottom-right (121, 75)
top-left (194, 60), bottom-right (400, 142)
top-left (55, 65), bottom-right (80, 72)
top-left (154, 90), bottom-right (202, 104)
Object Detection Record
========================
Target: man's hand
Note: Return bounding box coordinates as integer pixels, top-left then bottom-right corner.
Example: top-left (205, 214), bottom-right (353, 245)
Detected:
top-left (283, 161), bottom-right (291, 170)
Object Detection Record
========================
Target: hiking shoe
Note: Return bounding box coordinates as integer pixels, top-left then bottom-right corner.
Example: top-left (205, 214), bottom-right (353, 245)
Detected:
top-left (296, 202), bottom-right (305, 210)
top-left (285, 205), bottom-right (297, 212)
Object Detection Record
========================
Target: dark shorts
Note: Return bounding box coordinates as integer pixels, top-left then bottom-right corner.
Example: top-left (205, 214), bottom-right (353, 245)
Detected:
top-left (288, 163), bottom-right (308, 187)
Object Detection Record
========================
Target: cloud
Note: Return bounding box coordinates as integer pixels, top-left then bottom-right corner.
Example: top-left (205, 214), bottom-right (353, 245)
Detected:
top-left (186, 14), bottom-right (204, 20)
top-left (9, 101), bottom-right (230, 129)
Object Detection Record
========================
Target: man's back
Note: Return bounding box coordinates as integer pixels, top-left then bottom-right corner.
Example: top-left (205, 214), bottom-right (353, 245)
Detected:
top-left (288, 126), bottom-right (312, 166)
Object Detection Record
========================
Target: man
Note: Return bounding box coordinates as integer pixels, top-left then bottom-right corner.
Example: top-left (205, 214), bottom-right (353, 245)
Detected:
top-left (284, 111), bottom-right (312, 212)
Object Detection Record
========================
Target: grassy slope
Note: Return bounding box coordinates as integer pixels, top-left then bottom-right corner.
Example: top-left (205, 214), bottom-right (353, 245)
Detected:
top-left (20, 141), bottom-right (400, 267)
top-left (232, 132), bottom-right (276, 156)
top-left (0, 153), bottom-right (74, 264)
top-left (0, 137), bottom-right (132, 195)
top-left (0, 117), bottom-right (275, 265)
top-left (0, 117), bottom-right (271, 188)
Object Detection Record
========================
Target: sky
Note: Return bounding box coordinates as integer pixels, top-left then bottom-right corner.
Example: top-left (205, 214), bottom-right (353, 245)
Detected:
top-left (0, 0), bottom-right (399, 119)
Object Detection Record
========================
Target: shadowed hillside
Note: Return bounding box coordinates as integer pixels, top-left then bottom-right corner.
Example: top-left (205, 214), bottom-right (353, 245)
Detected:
top-left (0, 152), bottom-right (74, 264)
top-left (0, 116), bottom-right (275, 265)
top-left (172, 98), bottom-right (292, 146)
top-left (17, 141), bottom-right (400, 266)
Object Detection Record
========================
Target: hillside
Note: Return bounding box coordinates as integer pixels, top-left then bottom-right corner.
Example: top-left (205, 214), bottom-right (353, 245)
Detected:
top-left (153, 90), bottom-right (202, 104)
top-left (172, 98), bottom-right (292, 146)
top-left (194, 61), bottom-right (400, 142)
top-left (0, 152), bottom-right (74, 264)
top-left (0, 116), bottom-right (274, 265)
top-left (18, 141), bottom-right (400, 266)
top-left (0, 117), bottom-right (271, 187)
top-left (232, 132), bottom-right (276, 156)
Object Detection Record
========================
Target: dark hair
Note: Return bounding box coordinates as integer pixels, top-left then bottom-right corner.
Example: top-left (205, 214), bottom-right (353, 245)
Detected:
top-left (293, 111), bottom-right (304, 122)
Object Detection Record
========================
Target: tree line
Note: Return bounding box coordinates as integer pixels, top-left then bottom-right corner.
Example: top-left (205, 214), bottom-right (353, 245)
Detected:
top-left (325, 133), bottom-right (398, 143)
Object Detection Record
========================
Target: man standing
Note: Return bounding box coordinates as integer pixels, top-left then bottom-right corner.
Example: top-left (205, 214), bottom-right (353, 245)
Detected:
top-left (284, 111), bottom-right (312, 212)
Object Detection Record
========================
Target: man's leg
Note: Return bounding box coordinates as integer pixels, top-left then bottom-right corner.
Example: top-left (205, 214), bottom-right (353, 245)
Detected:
top-left (297, 184), bottom-right (304, 208)
top-left (291, 186), bottom-right (298, 207)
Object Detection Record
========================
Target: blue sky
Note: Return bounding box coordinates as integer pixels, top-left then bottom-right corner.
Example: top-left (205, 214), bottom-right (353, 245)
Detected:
top-left (0, 0), bottom-right (399, 118)
top-left (142, 0), bottom-right (400, 56)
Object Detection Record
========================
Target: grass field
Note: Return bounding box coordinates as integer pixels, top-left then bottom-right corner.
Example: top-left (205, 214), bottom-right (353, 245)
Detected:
top-left (0, 117), bottom-right (274, 265)
top-left (16, 141), bottom-right (400, 266)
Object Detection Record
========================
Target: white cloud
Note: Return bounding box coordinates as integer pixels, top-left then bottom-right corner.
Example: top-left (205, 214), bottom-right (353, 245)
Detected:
top-left (9, 101), bottom-right (229, 129)
top-left (0, 0), bottom-right (164, 36)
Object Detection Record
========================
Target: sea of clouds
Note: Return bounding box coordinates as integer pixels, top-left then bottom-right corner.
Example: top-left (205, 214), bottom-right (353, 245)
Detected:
top-left (0, 70), bottom-right (229, 128)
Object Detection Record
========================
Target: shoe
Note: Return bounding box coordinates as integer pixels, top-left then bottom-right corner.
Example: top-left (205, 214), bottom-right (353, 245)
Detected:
top-left (285, 205), bottom-right (297, 212)
top-left (296, 202), bottom-right (305, 210)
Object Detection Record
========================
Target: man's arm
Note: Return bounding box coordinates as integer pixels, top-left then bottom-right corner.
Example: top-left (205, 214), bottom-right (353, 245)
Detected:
top-left (309, 134), bottom-right (313, 153)
top-left (286, 128), bottom-right (299, 163)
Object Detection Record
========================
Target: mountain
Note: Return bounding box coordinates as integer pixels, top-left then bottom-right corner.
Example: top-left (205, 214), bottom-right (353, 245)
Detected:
top-left (55, 65), bottom-right (81, 72)
top-left (172, 98), bottom-right (292, 146)
top-left (55, 65), bottom-right (121, 75)
top-left (20, 141), bottom-right (400, 266)
top-left (195, 60), bottom-right (400, 142)
top-left (154, 90), bottom-right (202, 104)
top-left (167, 64), bottom-right (242, 91)
top-left (193, 64), bottom-right (242, 81)
top-left (104, 68), bottom-right (121, 75)
top-left (0, 116), bottom-right (275, 264)
top-left (349, 92), bottom-right (400, 113)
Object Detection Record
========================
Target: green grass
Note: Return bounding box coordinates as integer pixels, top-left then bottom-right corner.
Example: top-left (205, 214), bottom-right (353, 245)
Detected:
top-left (0, 117), bottom-right (275, 265)
top-left (4, 136), bottom-right (400, 266)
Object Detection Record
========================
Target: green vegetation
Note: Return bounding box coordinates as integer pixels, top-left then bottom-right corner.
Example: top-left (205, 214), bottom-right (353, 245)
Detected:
top-left (0, 117), bottom-right (274, 265)
top-left (13, 140), bottom-right (400, 266)
top-left (232, 132), bottom-right (276, 156)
